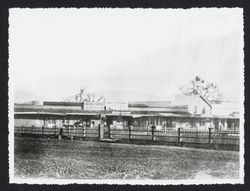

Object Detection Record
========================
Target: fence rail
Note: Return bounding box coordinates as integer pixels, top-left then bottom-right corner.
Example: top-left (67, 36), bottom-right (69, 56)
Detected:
top-left (14, 126), bottom-right (240, 149)
top-left (108, 127), bottom-right (239, 146)
top-left (15, 126), bottom-right (99, 138)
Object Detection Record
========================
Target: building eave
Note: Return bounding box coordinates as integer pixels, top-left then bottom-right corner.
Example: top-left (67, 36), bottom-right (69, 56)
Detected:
top-left (14, 112), bottom-right (65, 116)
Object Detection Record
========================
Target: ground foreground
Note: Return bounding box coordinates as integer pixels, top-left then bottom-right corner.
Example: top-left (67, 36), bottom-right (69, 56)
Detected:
top-left (14, 137), bottom-right (239, 180)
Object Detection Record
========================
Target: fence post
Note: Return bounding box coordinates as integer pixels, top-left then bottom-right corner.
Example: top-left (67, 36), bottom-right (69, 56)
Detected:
top-left (98, 124), bottom-right (101, 140)
top-left (129, 126), bottom-right (131, 140)
top-left (70, 126), bottom-right (74, 140)
top-left (152, 126), bottom-right (155, 141)
top-left (42, 126), bottom-right (44, 135)
top-left (82, 125), bottom-right (84, 139)
top-left (84, 124), bottom-right (86, 138)
top-left (22, 125), bottom-right (24, 135)
top-left (31, 125), bottom-right (34, 135)
top-left (177, 128), bottom-right (181, 145)
top-left (108, 125), bottom-right (111, 139)
top-left (208, 128), bottom-right (212, 145)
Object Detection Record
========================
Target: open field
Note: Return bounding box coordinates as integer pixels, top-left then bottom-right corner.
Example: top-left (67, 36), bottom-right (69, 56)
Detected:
top-left (14, 137), bottom-right (239, 180)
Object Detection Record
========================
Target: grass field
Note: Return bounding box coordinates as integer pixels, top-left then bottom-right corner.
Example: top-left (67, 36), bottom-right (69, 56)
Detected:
top-left (14, 137), bottom-right (239, 180)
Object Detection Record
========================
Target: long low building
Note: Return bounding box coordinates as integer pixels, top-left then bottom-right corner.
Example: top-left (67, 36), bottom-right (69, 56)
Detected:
top-left (14, 103), bottom-right (240, 132)
top-left (14, 94), bottom-right (240, 132)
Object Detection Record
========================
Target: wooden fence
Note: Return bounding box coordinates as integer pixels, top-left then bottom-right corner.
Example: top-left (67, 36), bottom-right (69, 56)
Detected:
top-left (109, 126), bottom-right (239, 148)
top-left (14, 125), bottom-right (100, 139)
top-left (14, 125), bottom-right (240, 149)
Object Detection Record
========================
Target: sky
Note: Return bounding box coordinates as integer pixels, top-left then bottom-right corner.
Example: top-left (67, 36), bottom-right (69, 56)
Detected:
top-left (9, 8), bottom-right (244, 102)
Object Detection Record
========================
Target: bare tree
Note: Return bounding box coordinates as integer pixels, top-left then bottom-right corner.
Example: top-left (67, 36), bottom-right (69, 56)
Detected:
top-left (74, 87), bottom-right (87, 103)
top-left (96, 96), bottom-right (104, 103)
top-left (79, 88), bottom-right (87, 102)
top-left (75, 95), bottom-right (79, 103)
top-left (92, 94), bottom-right (95, 102)
top-left (72, 88), bottom-right (105, 103)
top-left (179, 76), bottom-right (223, 103)
top-left (87, 93), bottom-right (91, 102)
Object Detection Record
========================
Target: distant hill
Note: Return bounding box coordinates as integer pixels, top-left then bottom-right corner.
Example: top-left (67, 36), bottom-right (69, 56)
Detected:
top-left (14, 89), bottom-right (169, 104)
top-left (14, 89), bottom-right (42, 104)
top-left (92, 90), bottom-right (168, 102)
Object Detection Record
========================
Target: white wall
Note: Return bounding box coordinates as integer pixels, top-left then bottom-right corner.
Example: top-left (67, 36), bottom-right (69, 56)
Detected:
top-left (105, 102), bottom-right (128, 111)
top-left (188, 97), bottom-right (211, 115)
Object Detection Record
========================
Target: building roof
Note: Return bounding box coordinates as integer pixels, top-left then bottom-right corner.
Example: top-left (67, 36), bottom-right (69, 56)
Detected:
top-left (170, 95), bottom-right (212, 108)
top-left (14, 112), bottom-right (65, 116)
top-left (65, 113), bottom-right (99, 116)
top-left (14, 111), bottom-right (239, 119)
top-left (211, 101), bottom-right (240, 116)
top-left (128, 101), bottom-right (171, 108)
top-left (43, 101), bottom-right (82, 106)
top-left (159, 113), bottom-right (191, 117)
top-left (14, 106), bottom-right (104, 114)
top-left (14, 101), bottom-right (239, 119)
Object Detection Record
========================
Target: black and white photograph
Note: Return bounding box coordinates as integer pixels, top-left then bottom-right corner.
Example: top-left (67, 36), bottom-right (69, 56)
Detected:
top-left (8, 8), bottom-right (244, 184)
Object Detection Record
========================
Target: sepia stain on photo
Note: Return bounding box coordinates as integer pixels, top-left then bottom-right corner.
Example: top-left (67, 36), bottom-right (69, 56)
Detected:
top-left (8, 8), bottom-right (244, 184)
